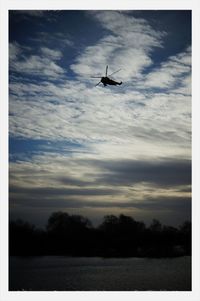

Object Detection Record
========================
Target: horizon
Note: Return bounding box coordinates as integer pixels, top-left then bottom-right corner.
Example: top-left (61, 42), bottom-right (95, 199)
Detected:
top-left (9, 210), bottom-right (191, 230)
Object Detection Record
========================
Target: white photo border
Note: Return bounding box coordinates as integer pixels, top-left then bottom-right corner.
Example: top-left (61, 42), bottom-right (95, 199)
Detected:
top-left (1, 1), bottom-right (200, 300)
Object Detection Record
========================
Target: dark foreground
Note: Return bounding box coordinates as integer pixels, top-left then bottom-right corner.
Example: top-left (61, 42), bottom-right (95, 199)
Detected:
top-left (9, 256), bottom-right (191, 291)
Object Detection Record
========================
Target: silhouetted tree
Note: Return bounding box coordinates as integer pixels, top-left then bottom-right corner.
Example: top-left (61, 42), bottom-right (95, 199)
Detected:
top-left (9, 219), bottom-right (38, 255)
top-left (9, 212), bottom-right (191, 257)
top-left (99, 215), bottom-right (119, 233)
top-left (46, 211), bottom-right (92, 255)
top-left (47, 211), bottom-right (91, 234)
top-left (47, 212), bottom-right (72, 235)
top-left (149, 219), bottom-right (162, 232)
top-left (179, 221), bottom-right (191, 254)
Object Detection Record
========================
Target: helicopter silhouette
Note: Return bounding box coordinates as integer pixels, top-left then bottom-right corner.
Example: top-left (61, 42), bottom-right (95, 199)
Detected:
top-left (91, 65), bottom-right (122, 87)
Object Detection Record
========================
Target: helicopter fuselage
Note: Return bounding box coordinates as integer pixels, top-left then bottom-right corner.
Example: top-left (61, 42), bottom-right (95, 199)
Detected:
top-left (101, 76), bottom-right (122, 86)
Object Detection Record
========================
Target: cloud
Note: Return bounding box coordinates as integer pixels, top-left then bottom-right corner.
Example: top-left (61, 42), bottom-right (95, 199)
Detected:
top-left (9, 153), bottom-right (191, 205)
top-left (9, 194), bottom-right (191, 212)
top-left (9, 12), bottom-right (191, 161)
top-left (10, 185), bottom-right (121, 197)
top-left (9, 78), bottom-right (191, 161)
top-left (9, 154), bottom-right (191, 216)
top-left (10, 55), bottom-right (64, 78)
top-left (30, 31), bottom-right (74, 48)
top-left (128, 196), bottom-right (191, 213)
top-left (70, 11), bottom-right (165, 80)
top-left (9, 150), bottom-right (191, 227)
top-left (14, 10), bottom-right (47, 18)
top-left (78, 158), bottom-right (191, 187)
top-left (144, 47), bottom-right (191, 89)
top-left (9, 42), bottom-right (65, 79)
top-left (40, 47), bottom-right (63, 60)
top-left (9, 42), bottom-right (21, 61)
top-left (10, 10), bottom-right (60, 22)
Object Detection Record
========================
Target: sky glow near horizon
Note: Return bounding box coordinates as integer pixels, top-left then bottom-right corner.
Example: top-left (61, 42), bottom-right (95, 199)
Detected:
top-left (9, 10), bottom-right (191, 227)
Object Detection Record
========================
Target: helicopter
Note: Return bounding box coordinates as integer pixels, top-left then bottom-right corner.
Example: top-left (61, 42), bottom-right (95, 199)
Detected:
top-left (91, 65), bottom-right (122, 87)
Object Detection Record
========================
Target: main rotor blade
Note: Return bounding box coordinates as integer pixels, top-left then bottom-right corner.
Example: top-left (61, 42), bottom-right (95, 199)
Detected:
top-left (91, 76), bottom-right (102, 78)
top-left (95, 81), bottom-right (101, 86)
top-left (106, 65), bottom-right (108, 76)
top-left (108, 69), bottom-right (121, 77)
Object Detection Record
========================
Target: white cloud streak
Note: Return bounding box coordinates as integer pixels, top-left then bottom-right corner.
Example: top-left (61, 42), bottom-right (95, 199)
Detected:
top-left (40, 47), bottom-right (63, 60)
top-left (144, 47), bottom-right (191, 89)
top-left (9, 43), bottom-right (65, 79)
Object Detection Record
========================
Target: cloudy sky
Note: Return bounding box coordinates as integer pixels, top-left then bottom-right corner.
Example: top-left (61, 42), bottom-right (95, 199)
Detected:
top-left (9, 10), bottom-right (191, 227)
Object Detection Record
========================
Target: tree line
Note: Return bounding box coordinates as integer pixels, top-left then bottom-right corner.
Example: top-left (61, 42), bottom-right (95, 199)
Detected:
top-left (9, 212), bottom-right (191, 258)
